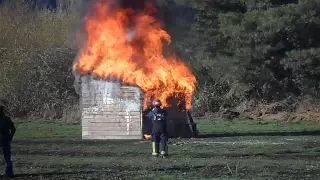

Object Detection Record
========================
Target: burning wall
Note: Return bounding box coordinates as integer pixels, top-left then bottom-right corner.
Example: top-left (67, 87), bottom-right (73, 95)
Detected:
top-left (142, 97), bottom-right (197, 138)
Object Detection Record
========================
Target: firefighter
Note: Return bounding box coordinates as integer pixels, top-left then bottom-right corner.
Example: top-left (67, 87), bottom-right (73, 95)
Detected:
top-left (147, 99), bottom-right (168, 157)
top-left (0, 105), bottom-right (16, 178)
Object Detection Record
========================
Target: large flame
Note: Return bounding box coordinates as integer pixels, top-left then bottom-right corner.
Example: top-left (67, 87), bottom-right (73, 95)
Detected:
top-left (73, 0), bottom-right (197, 110)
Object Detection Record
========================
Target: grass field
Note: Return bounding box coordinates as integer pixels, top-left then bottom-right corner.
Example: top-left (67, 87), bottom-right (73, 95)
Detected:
top-left (1, 119), bottom-right (320, 179)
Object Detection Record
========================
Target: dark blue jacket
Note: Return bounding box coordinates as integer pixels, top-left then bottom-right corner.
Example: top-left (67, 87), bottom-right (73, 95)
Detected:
top-left (147, 107), bottom-right (168, 133)
top-left (0, 109), bottom-right (16, 145)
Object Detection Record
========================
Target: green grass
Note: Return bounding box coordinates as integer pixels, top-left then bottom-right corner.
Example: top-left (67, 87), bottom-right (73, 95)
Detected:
top-left (14, 120), bottom-right (81, 140)
top-left (1, 119), bottom-right (319, 179)
top-left (13, 118), bottom-right (320, 140)
top-left (196, 119), bottom-right (320, 135)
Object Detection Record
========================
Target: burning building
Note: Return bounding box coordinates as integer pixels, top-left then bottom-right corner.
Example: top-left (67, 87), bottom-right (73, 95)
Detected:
top-left (73, 0), bottom-right (197, 139)
top-left (79, 76), bottom-right (197, 139)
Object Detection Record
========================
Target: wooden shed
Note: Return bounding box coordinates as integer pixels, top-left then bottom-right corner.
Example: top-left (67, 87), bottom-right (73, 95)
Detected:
top-left (80, 75), bottom-right (197, 140)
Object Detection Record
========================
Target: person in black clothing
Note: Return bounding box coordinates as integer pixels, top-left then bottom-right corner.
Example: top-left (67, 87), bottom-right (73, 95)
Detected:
top-left (0, 105), bottom-right (16, 178)
top-left (146, 99), bottom-right (168, 157)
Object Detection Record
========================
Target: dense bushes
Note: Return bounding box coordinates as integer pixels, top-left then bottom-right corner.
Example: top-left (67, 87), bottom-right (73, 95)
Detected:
top-left (0, 0), bottom-right (79, 119)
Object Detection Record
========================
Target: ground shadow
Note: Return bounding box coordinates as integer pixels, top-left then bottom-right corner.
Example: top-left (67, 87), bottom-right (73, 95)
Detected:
top-left (197, 130), bottom-right (320, 138)
top-left (189, 152), bottom-right (320, 160)
top-left (152, 165), bottom-right (205, 172)
top-left (11, 166), bottom-right (207, 178)
top-left (9, 170), bottom-right (97, 178)
top-left (14, 139), bottom-right (147, 145)
top-left (12, 149), bottom-right (146, 157)
top-left (13, 148), bottom-right (320, 160)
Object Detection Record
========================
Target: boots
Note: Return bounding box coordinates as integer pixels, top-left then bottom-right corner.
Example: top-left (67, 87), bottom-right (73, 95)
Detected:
top-left (4, 166), bottom-right (14, 178)
top-left (152, 142), bottom-right (159, 157)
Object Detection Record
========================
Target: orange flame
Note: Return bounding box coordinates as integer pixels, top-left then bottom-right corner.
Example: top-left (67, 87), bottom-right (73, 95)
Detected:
top-left (73, 0), bottom-right (197, 110)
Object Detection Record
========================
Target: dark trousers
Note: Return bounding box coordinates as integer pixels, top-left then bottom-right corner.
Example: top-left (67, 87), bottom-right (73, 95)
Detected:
top-left (0, 141), bottom-right (13, 176)
top-left (151, 131), bottom-right (168, 155)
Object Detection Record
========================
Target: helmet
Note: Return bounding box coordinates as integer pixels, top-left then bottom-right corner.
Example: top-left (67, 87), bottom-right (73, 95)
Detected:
top-left (152, 99), bottom-right (162, 107)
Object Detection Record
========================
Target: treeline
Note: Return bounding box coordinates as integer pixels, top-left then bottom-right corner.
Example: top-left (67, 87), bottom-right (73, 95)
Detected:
top-left (1, 0), bottom-right (320, 120)
top-left (168, 0), bottom-right (320, 119)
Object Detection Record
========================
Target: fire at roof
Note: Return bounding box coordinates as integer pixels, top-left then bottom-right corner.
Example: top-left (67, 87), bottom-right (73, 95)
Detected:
top-left (73, 0), bottom-right (197, 110)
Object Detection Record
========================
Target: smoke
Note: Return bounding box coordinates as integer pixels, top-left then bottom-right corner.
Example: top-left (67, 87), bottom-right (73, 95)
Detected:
top-left (125, 28), bottom-right (136, 43)
top-left (71, 0), bottom-right (99, 95)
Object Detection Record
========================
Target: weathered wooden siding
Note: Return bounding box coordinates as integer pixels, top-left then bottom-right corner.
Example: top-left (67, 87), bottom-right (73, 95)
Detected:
top-left (80, 76), bottom-right (143, 139)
